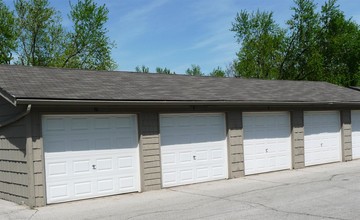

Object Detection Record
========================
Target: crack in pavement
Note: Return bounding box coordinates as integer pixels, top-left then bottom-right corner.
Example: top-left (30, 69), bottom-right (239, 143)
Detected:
top-left (27, 209), bottom-right (38, 220)
top-left (124, 198), bottom-right (222, 220)
top-left (238, 199), bottom-right (350, 220)
top-left (163, 177), bottom-right (356, 220)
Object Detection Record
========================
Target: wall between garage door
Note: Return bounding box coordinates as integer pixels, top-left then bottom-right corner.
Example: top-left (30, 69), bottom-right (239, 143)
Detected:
top-left (226, 112), bottom-right (244, 178)
top-left (12, 105), bottom-right (356, 207)
top-left (139, 113), bottom-right (162, 191)
top-left (0, 98), bottom-right (30, 205)
top-left (291, 111), bottom-right (305, 169)
top-left (341, 110), bottom-right (352, 161)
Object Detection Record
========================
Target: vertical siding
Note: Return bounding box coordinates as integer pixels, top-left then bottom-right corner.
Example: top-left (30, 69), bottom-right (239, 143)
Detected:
top-left (341, 110), bottom-right (352, 162)
top-left (139, 112), bottom-right (162, 191)
top-left (291, 111), bottom-right (305, 169)
top-left (226, 112), bottom-right (244, 178)
top-left (0, 97), bottom-right (30, 204)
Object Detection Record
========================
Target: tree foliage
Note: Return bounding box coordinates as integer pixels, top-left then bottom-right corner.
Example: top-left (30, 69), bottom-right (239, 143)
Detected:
top-left (231, 10), bottom-right (285, 79)
top-left (280, 0), bottom-right (322, 81)
top-left (209, 66), bottom-right (226, 77)
top-left (155, 67), bottom-right (175, 74)
top-left (186, 64), bottom-right (204, 76)
top-left (0, 1), bottom-right (17, 64)
top-left (231, 0), bottom-right (360, 86)
top-left (62, 0), bottom-right (116, 70)
top-left (15, 0), bottom-right (65, 66)
top-left (0, 0), bottom-right (116, 70)
top-left (318, 0), bottom-right (360, 86)
top-left (135, 65), bottom-right (149, 73)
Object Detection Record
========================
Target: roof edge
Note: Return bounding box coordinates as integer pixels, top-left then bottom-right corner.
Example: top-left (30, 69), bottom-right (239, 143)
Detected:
top-left (15, 98), bottom-right (360, 107)
top-left (0, 87), bottom-right (16, 106)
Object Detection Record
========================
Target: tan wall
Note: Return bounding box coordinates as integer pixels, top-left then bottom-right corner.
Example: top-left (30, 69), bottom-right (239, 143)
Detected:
top-left (226, 112), bottom-right (244, 178)
top-left (30, 110), bottom-right (46, 207)
top-left (341, 110), bottom-right (352, 161)
top-left (291, 111), bottom-right (305, 169)
top-left (139, 112), bottom-right (162, 191)
top-left (0, 97), bottom-right (29, 205)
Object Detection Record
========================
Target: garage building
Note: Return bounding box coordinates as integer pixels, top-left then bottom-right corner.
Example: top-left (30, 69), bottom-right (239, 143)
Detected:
top-left (0, 65), bottom-right (359, 207)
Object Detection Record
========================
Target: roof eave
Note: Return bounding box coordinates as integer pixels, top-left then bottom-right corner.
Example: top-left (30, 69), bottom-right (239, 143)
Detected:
top-left (14, 98), bottom-right (360, 107)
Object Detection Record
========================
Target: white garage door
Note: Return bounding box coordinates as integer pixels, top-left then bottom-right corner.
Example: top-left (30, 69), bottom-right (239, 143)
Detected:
top-left (160, 113), bottom-right (228, 187)
top-left (243, 112), bottom-right (291, 175)
top-left (43, 115), bottom-right (140, 204)
top-left (304, 111), bottom-right (341, 166)
top-left (351, 111), bottom-right (360, 159)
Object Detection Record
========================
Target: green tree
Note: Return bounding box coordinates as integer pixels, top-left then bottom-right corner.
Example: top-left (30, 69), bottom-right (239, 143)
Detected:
top-left (231, 10), bottom-right (285, 79)
top-left (280, 0), bottom-right (322, 81)
top-left (135, 65), bottom-right (149, 73)
top-left (15, 0), bottom-right (65, 66)
top-left (185, 64), bottom-right (204, 76)
top-left (0, 0), bottom-right (17, 64)
top-left (231, 0), bottom-right (360, 86)
top-left (209, 66), bottom-right (226, 77)
top-left (62, 0), bottom-right (116, 70)
top-left (10, 0), bottom-right (116, 70)
top-left (155, 67), bottom-right (175, 74)
top-left (318, 0), bottom-right (360, 86)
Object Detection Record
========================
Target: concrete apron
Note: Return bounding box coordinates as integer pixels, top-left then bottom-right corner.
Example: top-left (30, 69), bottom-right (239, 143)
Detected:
top-left (1, 159), bottom-right (360, 220)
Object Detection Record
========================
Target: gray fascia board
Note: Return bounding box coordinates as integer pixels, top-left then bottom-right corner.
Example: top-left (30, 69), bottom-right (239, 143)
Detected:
top-left (0, 88), bottom-right (17, 106)
top-left (14, 98), bottom-right (360, 107)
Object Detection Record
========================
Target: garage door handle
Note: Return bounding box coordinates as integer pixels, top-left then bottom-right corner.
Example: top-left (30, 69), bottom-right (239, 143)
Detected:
top-left (265, 148), bottom-right (268, 153)
top-left (193, 156), bottom-right (196, 160)
top-left (92, 165), bottom-right (96, 170)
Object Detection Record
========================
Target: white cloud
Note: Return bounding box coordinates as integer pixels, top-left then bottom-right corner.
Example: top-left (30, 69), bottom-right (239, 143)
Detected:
top-left (120, 0), bottom-right (169, 24)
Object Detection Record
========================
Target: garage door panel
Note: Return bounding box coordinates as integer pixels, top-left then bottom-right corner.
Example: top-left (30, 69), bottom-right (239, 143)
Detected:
top-left (196, 167), bottom-right (209, 179)
top-left (161, 152), bottom-right (176, 165)
top-left (48, 184), bottom-right (69, 200)
top-left (73, 160), bottom-right (91, 174)
top-left (96, 158), bottom-right (113, 171)
top-left (212, 166), bottom-right (225, 177)
top-left (71, 117), bottom-right (89, 130)
top-left (117, 156), bottom-right (134, 169)
top-left (119, 176), bottom-right (135, 190)
top-left (160, 113), bottom-right (228, 187)
top-left (180, 169), bottom-right (194, 182)
top-left (163, 172), bottom-right (177, 185)
top-left (44, 115), bottom-right (140, 204)
top-left (44, 117), bottom-right (66, 132)
top-left (304, 111), bottom-right (341, 166)
top-left (97, 178), bottom-right (114, 193)
top-left (74, 181), bottom-right (92, 196)
top-left (48, 162), bottom-right (68, 177)
top-left (243, 112), bottom-right (291, 175)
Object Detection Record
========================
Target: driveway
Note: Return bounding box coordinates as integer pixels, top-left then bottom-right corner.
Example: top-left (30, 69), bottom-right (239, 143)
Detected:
top-left (2, 160), bottom-right (360, 220)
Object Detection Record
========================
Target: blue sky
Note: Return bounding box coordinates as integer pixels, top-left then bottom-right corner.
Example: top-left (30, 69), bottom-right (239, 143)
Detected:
top-left (4, 0), bottom-right (360, 74)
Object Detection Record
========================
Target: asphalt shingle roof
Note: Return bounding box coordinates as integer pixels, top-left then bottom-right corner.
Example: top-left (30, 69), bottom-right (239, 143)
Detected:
top-left (1, 64), bottom-right (360, 105)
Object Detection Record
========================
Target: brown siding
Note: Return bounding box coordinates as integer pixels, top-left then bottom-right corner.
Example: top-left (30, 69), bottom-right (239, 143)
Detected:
top-left (0, 103), bottom-right (29, 205)
top-left (139, 112), bottom-right (162, 191)
top-left (341, 110), bottom-right (352, 162)
top-left (226, 112), bottom-right (244, 178)
top-left (291, 111), bottom-right (305, 169)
